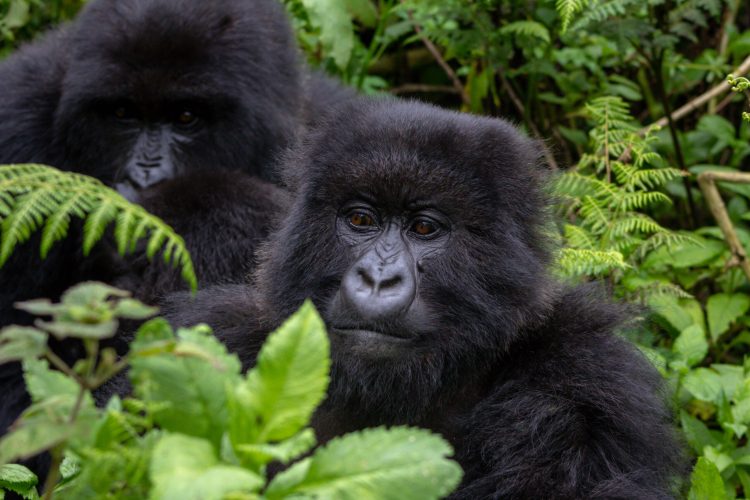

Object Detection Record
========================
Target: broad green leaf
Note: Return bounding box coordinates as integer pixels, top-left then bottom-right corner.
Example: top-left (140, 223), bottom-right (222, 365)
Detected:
top-left (266, 427), bottom-right (463, 500)
top-left (235, 428), bottom-right (316, 466)
top-left (707, 293), bottom-right (750, 341)
top-left (230, 301), bottom-right (329, 448)
top-left (683, 368), bottom-right (722, 403)
top-left (112, 299), bottom-right (158, 320)
top-left (0, 464), bottom-right (38, 500)
top-left (0, 400), bottom-right (98, 464)
top-left (344, 0), bottom-right (377, 27)
top-left (23, 358), bottom-right (80, 403)
top-left (130, 324), bottom-right (241, 447)
top-left (0, 327), bottom-right (47, 363)
top-left (672, 325), bottom-right (707, 368)
top-left (302, 0), bottom-right (355, 69)
top-left (644, 237), bottom-right (724, 269)
top-left (688, 458), bottom-right (724, 500)
top-left (150, 434), bottom-right (263, 500)
top-left (680, 411), bottom-right (720, 455)
top-left (648, 295), bottom-right (704, 335)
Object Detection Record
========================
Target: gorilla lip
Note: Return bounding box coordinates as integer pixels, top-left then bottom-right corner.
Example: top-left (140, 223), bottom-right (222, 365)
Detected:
top-left (330, 326), bottom-right (413, 343)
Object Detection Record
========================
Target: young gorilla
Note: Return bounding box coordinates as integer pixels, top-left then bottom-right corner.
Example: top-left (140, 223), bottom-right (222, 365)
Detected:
top-left (164, 98), bottom-right (686, 498)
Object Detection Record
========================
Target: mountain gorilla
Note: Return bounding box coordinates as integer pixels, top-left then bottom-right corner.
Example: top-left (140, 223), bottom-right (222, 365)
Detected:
top-left (0, 0), bottom-right (355, 319)
top-left (164, 98), bottom-right (686, 498)
top-left (0, 0), bottom-right (354, 476)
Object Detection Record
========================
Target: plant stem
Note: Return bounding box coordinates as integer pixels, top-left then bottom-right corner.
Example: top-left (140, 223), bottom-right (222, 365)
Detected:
top-left (652, 53), bottom-right (697, 228)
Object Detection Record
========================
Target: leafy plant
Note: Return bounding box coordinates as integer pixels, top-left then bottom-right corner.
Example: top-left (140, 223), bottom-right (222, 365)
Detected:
top-left (555, 96), bottom-right (688, 296)
top-left (0, 164), bottom-right (197, 291)
top-left (0, 283), bottom-right (463, 499)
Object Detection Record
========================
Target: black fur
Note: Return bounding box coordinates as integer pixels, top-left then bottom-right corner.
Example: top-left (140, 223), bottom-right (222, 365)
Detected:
top-left (0, 0), bottom-right (352, 477)
top-left (164, 98), bottom-right (686, 498)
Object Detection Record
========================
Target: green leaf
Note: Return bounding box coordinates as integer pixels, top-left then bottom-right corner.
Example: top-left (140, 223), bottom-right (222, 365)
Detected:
top-left (266, 427), bottom-right (463, 500)
top-left (0, 327), bottom-right (47, 363)
top-left (680, 411), bottom-right (720, 455)
top-left (301, 0), bottom-right (355, 69)
top-left (672, 325), bottom-right (708, 368)
top-left (344, 0), bottom-right (377, 27)
top-left (235, 428), bottom-right (316, 466)
top-left (112, 299), bottom-right (158, 320)
top-left (150, 434), bottom-right (263, 500)
top-left (688, 457), bottom-right (724, 500)
top-left (0, 464), bottom-right (38, 500)
top-left (23, 358), bottom-right (80, 403)
top-left (130, 324), bottom-right (242, 447)
top-left (683, 368), bottom-right (722, 404)
top-left (707, 293), bottom-right (750, 341)
top-left (230, 301), bottom-right (329, 449)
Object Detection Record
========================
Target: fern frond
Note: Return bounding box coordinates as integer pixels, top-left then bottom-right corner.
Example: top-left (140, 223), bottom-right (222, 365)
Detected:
top-left (499, 21), bottom-right (550, 42)
top-left (556, 248), bottom-right (628, 278)
top-left (563, 224), bottom-right (596, 249)
top-left (571, 0), bottom-right (640, 31)
top-left (609, 213), bottom-right (666, 237)
top-left (614, 191), bottom-right (672, 211)
top-left (0, 164), bottom-right (197, 291)
top-left (556, 0), bottom-right (589, 33)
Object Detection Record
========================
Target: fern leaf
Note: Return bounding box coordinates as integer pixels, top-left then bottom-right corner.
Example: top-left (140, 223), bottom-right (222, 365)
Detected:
top-left (82, 199), bottom-right (118, 256)
top-left (0, 164), bottom-right (198, 291)
top-left (556, 0), bottom-right (589, 32)
top-left (0, 189), bottom-right (58, 266)
top-left (499, 21), bottom-right (550, 43)
top-left (556, 248), bottom-right (628, 278)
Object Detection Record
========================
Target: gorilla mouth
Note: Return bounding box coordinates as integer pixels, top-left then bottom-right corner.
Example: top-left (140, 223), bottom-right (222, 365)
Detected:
top-left (330, 326), bottom-right (414, 343)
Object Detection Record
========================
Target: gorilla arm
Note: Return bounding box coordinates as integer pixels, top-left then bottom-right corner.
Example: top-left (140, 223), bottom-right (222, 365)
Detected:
top-left (453, 286), bottom-right (685, 499)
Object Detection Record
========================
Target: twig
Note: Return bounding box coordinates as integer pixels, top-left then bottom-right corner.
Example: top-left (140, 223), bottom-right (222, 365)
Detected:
top-left (647, 54), bottom-right (750, 131)
top-left (401, 2), bottom-right (470, 106)
top-left (618, 54), bottom-right (750, 163)
top-left (697, 171), bottom-right (750, 282)
top-left (497, 73), bottom-right (559, 170)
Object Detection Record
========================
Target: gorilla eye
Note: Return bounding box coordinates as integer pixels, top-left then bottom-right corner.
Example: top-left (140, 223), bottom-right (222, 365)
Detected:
top-left (411, 219), bottom-right (439, 237)
top-left (177, 110), bottom-right (197, 125)
top-left (348, 211), bottom-right (376, 229)
top-left (113, 104), bottom-right (136, 121)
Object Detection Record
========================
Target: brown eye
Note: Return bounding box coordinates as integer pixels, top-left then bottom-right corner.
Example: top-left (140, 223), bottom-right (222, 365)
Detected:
top-left (412, 220), bottom-right (437, 236)
top-left (177, 110), bottom-right (196, 125)
top-left (349, 212), bottom-right (375, 228)
top-left (114, 106), bottom-right (128, 119)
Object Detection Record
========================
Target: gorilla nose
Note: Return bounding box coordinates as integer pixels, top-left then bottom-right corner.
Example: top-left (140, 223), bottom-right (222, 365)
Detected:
top-left (341, 255), bottom-right (416, 321)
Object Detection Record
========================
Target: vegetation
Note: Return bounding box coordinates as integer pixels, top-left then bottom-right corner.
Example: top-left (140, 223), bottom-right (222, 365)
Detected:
top-left (2, 0), bottom-right (750, 497)
top-left (0, 283), bottom-right (462, 498)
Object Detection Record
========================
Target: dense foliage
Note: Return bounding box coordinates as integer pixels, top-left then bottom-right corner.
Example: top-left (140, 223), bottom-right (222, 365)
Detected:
top-left (2, 0), bottom-right (750, 496)
top-left (0, 283), bottom-right (462, 498)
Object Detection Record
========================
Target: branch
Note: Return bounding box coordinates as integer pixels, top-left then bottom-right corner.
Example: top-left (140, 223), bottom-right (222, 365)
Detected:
top-left (697, 171), bottom-right (750, 282)
top-left (401, 2), bottom-right (470, 106)
top-left (647, 55), bottom-right (750, 131)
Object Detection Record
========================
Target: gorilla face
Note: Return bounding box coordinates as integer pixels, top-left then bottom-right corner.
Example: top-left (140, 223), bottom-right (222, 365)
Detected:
top-left (53, 0), bottom-right (301, 196)
top-left (257, 98), bottom-right (555, 422)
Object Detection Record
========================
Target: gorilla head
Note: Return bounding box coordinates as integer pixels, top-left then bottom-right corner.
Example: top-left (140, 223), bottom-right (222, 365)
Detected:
top-left (256, 98), bottom-right (556, 422)
top-left (54, 0), bottom-right (300, 195)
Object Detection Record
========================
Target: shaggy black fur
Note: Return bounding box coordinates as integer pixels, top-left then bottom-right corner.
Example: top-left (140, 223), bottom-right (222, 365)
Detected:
top-left (164, 98), bottom-right (686, 498)
top-left (0, 0), bottom-right (353, 476)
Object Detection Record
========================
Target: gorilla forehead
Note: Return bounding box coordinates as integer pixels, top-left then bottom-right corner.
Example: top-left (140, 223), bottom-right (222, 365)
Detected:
top-left (66, 0), bottom-right (296, 91)
top-left (302, 99), bottom-right (544, 220)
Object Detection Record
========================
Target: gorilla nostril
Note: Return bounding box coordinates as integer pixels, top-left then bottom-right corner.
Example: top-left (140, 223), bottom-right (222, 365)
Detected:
top-left (379, 275), bottom-right (402, 290)
top-left (357, 268), bottom-right (375, 289)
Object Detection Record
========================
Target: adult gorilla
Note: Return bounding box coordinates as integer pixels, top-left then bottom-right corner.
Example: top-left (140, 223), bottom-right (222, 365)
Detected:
top-left (0, 0), bottom-right (352, 474)
top-left (0, 0), bottom-right (354, 320)
top-left (166, 98), bottom-right (686, 498)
